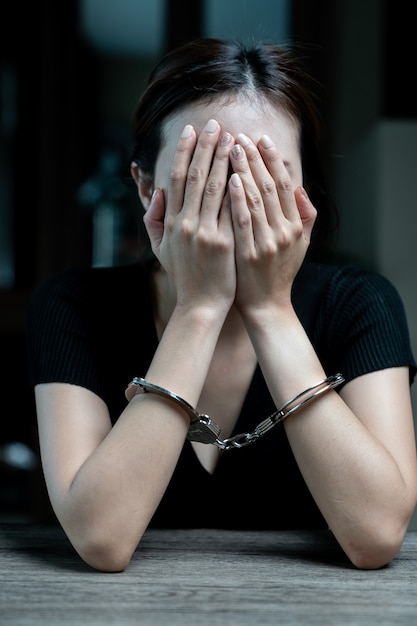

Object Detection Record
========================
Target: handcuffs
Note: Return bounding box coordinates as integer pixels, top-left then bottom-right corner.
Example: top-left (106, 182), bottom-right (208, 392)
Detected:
top-left (125, 374), bottom-right (345, 451)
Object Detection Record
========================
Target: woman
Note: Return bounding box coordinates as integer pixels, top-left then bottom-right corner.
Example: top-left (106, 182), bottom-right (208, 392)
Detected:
top-left (27, 38), bottom-right (417, 572)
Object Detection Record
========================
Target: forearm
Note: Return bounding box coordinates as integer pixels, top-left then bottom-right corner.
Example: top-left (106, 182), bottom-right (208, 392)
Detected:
top-left (244, 305), bottom-right (415, 568)
top-left (57, 304), bottom-right (227, 570)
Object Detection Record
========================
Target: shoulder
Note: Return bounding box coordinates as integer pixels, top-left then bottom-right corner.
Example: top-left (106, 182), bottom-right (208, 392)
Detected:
top-left (298, 261), bottom-right (410, 331)
top-left (297, 261), bottom-right (404, 309)
top-left (27, 262), bottom-right (155, 345)
top-left (317, 262), bottom-right (408, 326)
top-left (298, 262), bottom-right (416, 384)
top-left (325, 262), bottom-right (400, 298)
top-left (26, 262), bottom-right (158, 400)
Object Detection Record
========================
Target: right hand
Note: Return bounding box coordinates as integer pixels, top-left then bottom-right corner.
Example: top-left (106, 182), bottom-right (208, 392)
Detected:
top-left (144, 120), bottom-right (237, 315)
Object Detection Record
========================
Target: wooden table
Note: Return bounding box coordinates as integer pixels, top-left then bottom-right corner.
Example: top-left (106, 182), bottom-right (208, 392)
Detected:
top-left (1, 523), bottom-right (416, 625)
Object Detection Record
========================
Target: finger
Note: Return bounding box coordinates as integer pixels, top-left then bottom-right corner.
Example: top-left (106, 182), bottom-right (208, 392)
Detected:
top-left (143, 188), bottom-right (166, 256)
top-left (257, 134), bottom-right (300, 223)
top-left (233, 134), bottom-right (280, 225)
top-left (182, 119), bottom-right (221, 218)
top-left (199, 131), bottom-right (235, 229)
top-left (230, 141), bottom-right (271, 243)
top-left (217, 189), bottom-right (234, 237)
top-left (294, 186), bottom-right (317, 244)
top-left (229, 172), bottom-right (256, 257)
top-left (167, 124), bottom-right (197, 218)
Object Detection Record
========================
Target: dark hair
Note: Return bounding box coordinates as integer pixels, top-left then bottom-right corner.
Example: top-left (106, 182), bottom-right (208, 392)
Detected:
top-left (131, 38), bottom-right (338, 256)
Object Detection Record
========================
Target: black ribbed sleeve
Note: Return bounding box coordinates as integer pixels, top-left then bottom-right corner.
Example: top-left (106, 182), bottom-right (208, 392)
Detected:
top-left (312, 264), bottom-right (417, 384)
top-left (26, 263), bottom-right (159, 420)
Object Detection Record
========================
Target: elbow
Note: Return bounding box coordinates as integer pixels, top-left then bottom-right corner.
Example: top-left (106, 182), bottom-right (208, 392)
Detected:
top-left (57, 504), bottom-right (149, 572)
top-left (77, 539), bottom-right (136, 572)
top-left (334, 488), bottom-right (417, 570)
top-left (68, 529), bottom-right (143, 572)
top-left (343, 522), bottom-right (408, 570)
top-left (347, 539), bottom-right (402, 571)
top-left (55, 500), bottom-right (149, 571)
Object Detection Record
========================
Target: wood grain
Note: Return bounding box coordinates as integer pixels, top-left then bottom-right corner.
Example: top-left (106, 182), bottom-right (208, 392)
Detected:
top-left (1, 524), bottom-right (416, 625)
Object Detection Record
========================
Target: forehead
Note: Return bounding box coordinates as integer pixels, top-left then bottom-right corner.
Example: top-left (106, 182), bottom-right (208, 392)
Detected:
top-left (160, 95), bottom-right (300, 152)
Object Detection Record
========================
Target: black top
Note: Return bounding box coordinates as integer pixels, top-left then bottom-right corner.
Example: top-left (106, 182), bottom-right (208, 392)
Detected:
top-left (27, 261), bottom-right (416, 530)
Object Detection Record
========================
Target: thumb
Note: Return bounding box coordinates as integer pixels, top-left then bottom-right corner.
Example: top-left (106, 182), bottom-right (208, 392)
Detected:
top-left (143, 188), bottom-right (165, 254)
top-left (295, 186), bottom-right (317, 244)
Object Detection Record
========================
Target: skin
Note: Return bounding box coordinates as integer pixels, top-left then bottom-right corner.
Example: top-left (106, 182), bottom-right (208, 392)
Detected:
top-left (35, 95), bottom-right (417, 572)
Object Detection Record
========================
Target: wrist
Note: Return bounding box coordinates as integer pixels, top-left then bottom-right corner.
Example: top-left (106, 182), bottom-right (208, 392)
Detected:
top-left (145, 303), bottom-right (227, 409)
top-left (240, 300), bottom-right (297, 333)
top-left (153, 268), bottom-right (233, 332)
top-left (173, 300), bottom-right (231, 329)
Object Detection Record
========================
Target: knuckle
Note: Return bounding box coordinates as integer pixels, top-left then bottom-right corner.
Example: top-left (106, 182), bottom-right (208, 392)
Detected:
top-left (204, 178), bottom-right (223, 197)
top-left (173, 142), bottom-right (189, 160)
top-left (259, 177), bottom-right (276, 196)
top-left (187, 165), bottom-right (204, 185)
top-left (198, 135), bottom-right (215, 150)
top-left (168, 165), bottom-right (184, 186)
top-left (265, 150), bottom-right (281, 165)
top-left (242, 248), bottom-right (257, 264)
top-left (236, 213), bottom-right (252, 230)
top-left (197, 227), bottom-right (229, 253)
top-left (196, 228), bottom-right (229, 254)
top-left (247, 191), bottom-right (262, 211)
top-left (214, 234), bottom-right (230, 253)
top-left (246, 149), bottom-right (262, 165)
top-left (293, 221), bottom-right (304, 238)
top-left (180, 218), bottom-right (194, 240)
top-left (164, 215), bottom-right (176, 234)
top-left (278, 227), bottom-right (292, 248)
top-left (214, 150), bottom-right (230, 162)
top-left (277, 175), bottom-right (293, 194)
top-left (262, 238), bottom-right (278, 257)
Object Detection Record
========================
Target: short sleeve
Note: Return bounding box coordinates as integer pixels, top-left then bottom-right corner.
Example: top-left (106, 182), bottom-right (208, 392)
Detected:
top-left (315, 265), bottom-right (417, 385)
top-left (26, 268), bottom-right (102, 393)
top-left (26, 264), bottom-right (158, 419)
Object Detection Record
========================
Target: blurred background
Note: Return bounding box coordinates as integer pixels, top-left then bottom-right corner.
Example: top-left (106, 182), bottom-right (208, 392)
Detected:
top-left (1, 0), bottom-right (416, 525)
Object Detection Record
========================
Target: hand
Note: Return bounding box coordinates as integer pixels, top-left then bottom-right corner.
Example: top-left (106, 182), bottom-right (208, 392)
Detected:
top-left (144, 120), bottom-right (237, 315)
top-left (228, 133), bottom-right (317, 317)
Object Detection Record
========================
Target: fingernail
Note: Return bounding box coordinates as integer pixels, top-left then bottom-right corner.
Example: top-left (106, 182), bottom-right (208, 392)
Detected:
top-left (237, 133), bottom-right (250, 147)
top-left (181, 124), bottom-right (193, 139)
top-left (231, 173), bottom-right (242, 187)
top-left (231, 144), bottom-right (244, 160)
top-left (220, 132), bottom-right (233, 146)
top-left (260, 134), bottom-right (273, 148)
top-left (299, 186), bottom-right (309, 198)
top-left (204, 119), bottom-right (218, 134)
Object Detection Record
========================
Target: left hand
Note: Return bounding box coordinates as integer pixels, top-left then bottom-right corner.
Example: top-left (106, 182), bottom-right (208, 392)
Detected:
top-left (228, 133), bottom-right (317, 317)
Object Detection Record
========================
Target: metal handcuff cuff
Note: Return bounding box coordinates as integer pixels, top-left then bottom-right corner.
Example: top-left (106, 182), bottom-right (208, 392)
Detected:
top-left (125, 373), bottom-right (345, 451)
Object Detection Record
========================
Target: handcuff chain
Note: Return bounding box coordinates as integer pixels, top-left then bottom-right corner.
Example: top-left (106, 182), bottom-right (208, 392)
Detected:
top-left (214, 415), bottom-right (281, 450)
